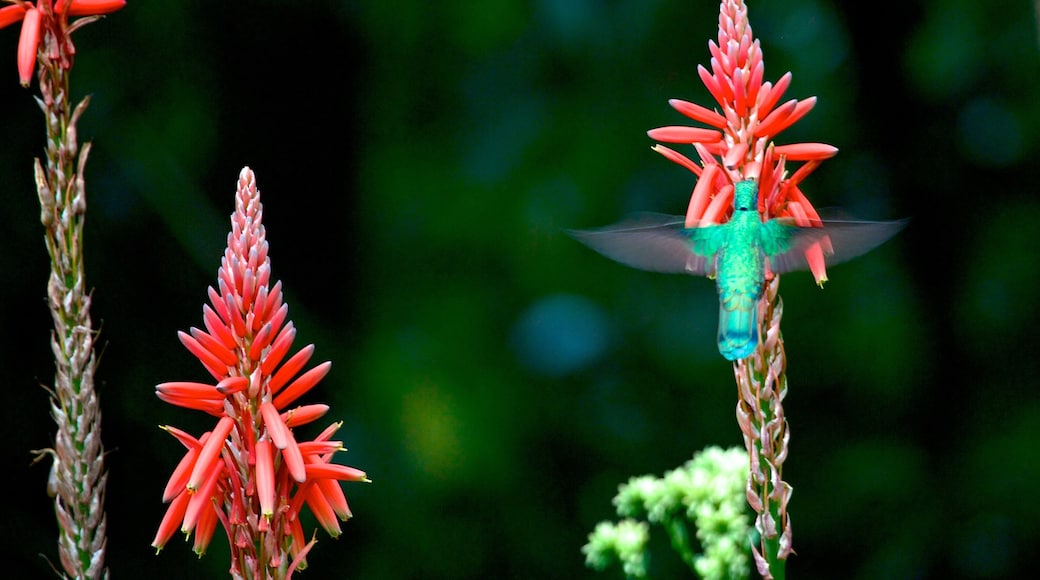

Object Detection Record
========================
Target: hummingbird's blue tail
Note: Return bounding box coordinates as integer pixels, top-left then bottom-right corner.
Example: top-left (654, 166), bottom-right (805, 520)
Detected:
top-left (717, 294), bottom-right (758, 361)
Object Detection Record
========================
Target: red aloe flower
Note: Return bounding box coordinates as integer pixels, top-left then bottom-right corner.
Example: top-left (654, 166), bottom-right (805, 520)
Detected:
top-left (153, 168), bottom-right (368, 577)
top-left (0, 0), bottom-right (125, 86)
top-left (647, 0), bottom-right (836, 284)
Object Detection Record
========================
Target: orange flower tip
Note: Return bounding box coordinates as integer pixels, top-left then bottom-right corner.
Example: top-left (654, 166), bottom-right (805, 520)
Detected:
top-left (66, 0), bottom-right (127, 17)
top-left (647, 126), bottom-right (722, 144)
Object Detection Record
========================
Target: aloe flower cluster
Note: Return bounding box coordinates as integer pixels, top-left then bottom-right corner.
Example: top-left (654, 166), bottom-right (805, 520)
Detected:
top-left (2, 1), bottom-right (124, 578)
top-left (646, 0), bottom-right (836, 576)
top-left (153, 168), bottom-right (368, 578)
top-left (648, 0), bottom-right (836, 285)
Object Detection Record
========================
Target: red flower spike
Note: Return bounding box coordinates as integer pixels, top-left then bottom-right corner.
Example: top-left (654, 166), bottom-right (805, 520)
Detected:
top-left (647, 0), bottom-right (836, 284)
top-left (155, 168), bottom-right (366, 574)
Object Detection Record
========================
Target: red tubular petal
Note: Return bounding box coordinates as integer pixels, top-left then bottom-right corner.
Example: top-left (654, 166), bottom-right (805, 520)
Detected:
top-left (315, 421), bottom-right (343, 443)
top-left (17, 7), bottom-right (40, 87)
top-left (188, 416), bottom-right (234, 492)
top-left (152, 489), bottom-right (191, 551)
top-left (702, 184), bottom-right (734, 225)
top-left (190, 327), bottom-right (238, 366)
top-left (155, 392), bottom-right (226, 415)
top-left (162, 445), bottom-right (200, 502)
top-left (208, 286), bottom-right (230, 324)
top-left (251, 285), bottom-right (270, 330)
top-left (178, 331), bottom-right (229, 380)
top-left (248, 322), bottom-right (274, 361)
top-left (281, 403), bottom-right (330, 428)
top-left (155, 381), bottom-right (224, 400)
top-left (241, 268), bottom-right (255, 312)
top-left (646, 126), bottom-right (723, 144)
top-left (757, 71), bottom-right (792, 118)
top-left (66, 0), bottom-right (127, 16)
top-left (182, 462), bottom-right (222, 534)
top-left (225, 294), bottom-right (247, 338)
top-left (260, 401), bottom-right (292, 449)
top-left (305, 462), bottom-right (368, 482)
top-left (772, 142), bottom-right (838, 161)
top-left (283, 434), bottom-right (306, 483)
top-left (215, 375), bottom-right (249, 395)
top-left (668, 99), bottom-right (727, 128)
top-left (255, 440), bottom-right (275, 518)
top-left (305, 483), bottom-right (341, 537)
top-left (192, 497), bottom-right (220, 556)
top-left (316, 476), bottom-right (352, 520)
top-left (732, 66), bottom-right (747, 118)
top-left (747, 57), bottom-right (764, 106)
top-left (753, 99), bottom-right (797, 138)
top-left (686, 163), bottom-right (721, 226)
top-left (203, 304), bottom-right (237, 349)
top-left (261, 322), bottom-right (296, 376)
top-left (298, 440), bottom-right (343, 456)
top-left (698, 64), bottom-right (727, 107)
top-left (651, 144), bottom-right (702, 176)
top-left (264, 303), bottom-right (289, 341)
top-left (162, 425), bottom-right (203, 449)
top-left (272, 361), bottom-right (331, 409)
top-left (0, 5), bottom-right (26, 30)
top-left (268, 344), bottom-right (314, 394)
top-left (785, 159), bottom-right (821, 192)
top-left (723, 142), bottom-right (748, 169)
top-left (806, 243), bottom-right (828, 285)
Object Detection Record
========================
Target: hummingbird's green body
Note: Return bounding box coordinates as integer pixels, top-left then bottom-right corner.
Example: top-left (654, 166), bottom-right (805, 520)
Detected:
top-left (571, 180), bottom-right (905, 360)
top-left (710, 181), bottom-right (769, 359)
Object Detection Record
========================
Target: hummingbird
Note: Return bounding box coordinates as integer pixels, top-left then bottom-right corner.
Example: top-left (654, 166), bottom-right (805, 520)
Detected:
top-left (571, 180), bottom-right (906, 360)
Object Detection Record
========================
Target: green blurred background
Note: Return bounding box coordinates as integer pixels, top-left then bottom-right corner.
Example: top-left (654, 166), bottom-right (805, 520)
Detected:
top-left (3, 0), bottom-right (1039, 578)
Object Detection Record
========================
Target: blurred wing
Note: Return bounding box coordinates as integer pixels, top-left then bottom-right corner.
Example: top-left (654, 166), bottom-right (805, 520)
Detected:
top-left (767, 218), bottom-right (908, 274)
top-left (569, 212), bottom-right (722, 276)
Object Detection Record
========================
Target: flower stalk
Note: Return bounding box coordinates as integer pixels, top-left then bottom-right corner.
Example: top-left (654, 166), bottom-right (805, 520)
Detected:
top-left (645, 0), bottom-right (834, 575)
top-left (734, 276), bottom-right (792, 578)
top-left (1, 2), bottom-right (126, 578)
